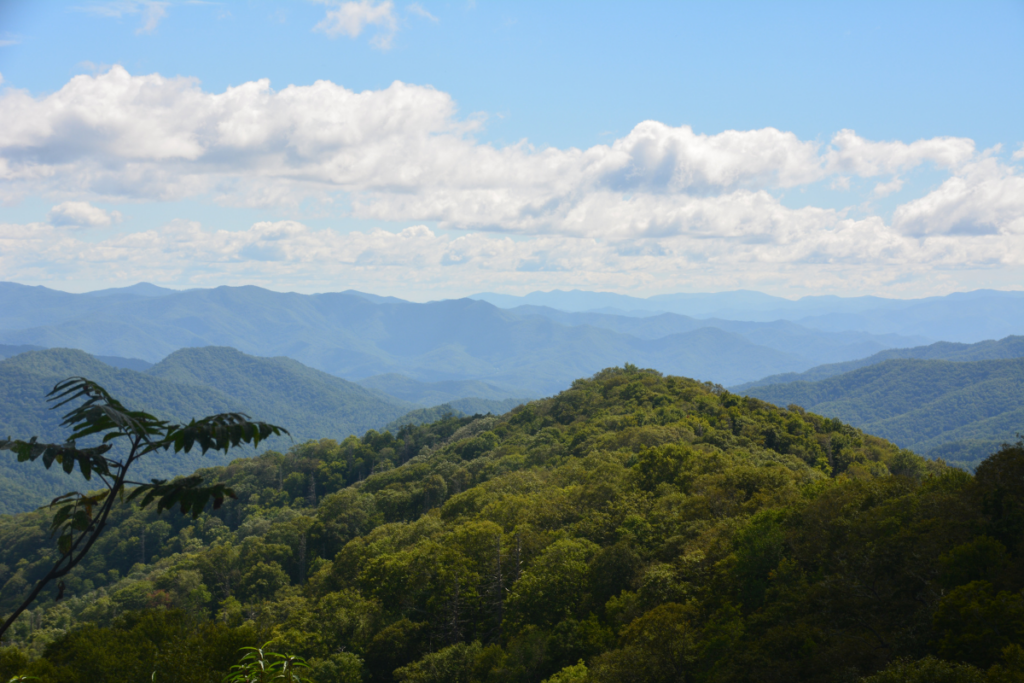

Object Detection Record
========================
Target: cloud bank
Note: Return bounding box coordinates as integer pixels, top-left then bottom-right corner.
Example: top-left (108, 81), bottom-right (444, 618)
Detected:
top-left (0, 67), bottom-right (1021, 296)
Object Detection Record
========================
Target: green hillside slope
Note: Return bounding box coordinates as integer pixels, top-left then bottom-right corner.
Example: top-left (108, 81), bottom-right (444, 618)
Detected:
top-left (0, 347), bottom-right (415, 514)
top-left (1, 366), bottom-right (1019, 682)
top-left (383, 397), bottom-right (529, 432)
top-left (145, 347), bottom-right (415, 441)
top-left (743, 357), bottom-right (1024, 467)
top-left (0, 349), bottom-right (248, 514)
top-left (733, 335), bottom-right (1024, 390)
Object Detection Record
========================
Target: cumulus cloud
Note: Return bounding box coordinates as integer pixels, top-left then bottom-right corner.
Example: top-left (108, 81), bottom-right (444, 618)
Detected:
top-left (872, 176), bottom-right (903, 198)
top-left (47, 201), bottom-right (122, 227)
top-left (3, 67), bottom-right (996, 238)
top-left (825, 129), bottom-right (975, 176)
top-left (0, 67), bottom-right (1021, 296)
top-left (314, 0), bottom-right (397, 47)
top-left (892, 158), bottom-right (1024, 236)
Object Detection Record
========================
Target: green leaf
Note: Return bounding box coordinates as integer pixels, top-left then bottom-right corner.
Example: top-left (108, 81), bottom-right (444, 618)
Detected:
top-left (0, 439), bottom-right (114, 480)
top-left (48, 377), bottom-right (168, 444)
top-left (156, 413), bottom-right (288, 456)
top-left (125, 476), bottom-right (236, 518)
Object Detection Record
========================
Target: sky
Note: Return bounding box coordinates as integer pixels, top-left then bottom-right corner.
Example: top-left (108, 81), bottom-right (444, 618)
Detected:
top-left (0, 0), bottom-right (1022, 300)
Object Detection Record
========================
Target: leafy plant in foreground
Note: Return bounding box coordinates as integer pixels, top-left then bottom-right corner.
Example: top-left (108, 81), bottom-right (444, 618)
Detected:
top-left (0, 377), bottom-right (287, 641)
top-left (224, 643), bottom-right (310, 683)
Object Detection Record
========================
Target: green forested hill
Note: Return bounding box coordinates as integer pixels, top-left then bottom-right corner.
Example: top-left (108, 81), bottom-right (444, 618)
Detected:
top-left (0, 348), bottom-right (415, 513)
top-left (743, 357), bottom-right (1024, 467)
top-left (146, 347), bottom-right (415, 441)
top-left (0, 349), bottom-right (249, 514)
top-left (2, 366), bottom-right (1020, 683)
top-left (383, 397), bottom-right (529, 433)
top-left (733, 334), bottom-right (1024, 390)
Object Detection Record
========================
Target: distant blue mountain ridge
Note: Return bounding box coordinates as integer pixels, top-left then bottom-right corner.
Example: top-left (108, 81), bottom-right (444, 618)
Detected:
top-left (5, 282), bottom-right (1014, 394)
top-left (470, 288), bottom-right (1024, 343)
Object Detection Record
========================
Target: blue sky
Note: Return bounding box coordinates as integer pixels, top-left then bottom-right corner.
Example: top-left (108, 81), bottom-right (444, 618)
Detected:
top-left (0, 0), bottom-right (1022, 299)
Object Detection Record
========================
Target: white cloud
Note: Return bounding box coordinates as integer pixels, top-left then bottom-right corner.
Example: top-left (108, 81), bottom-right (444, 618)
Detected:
top-left (1013, 143), bottom-right (1024, 161)
top-left (0, 217), bottom-right (1019, 299)
top-left (872, 176), bottom-right (903, 198)
top-left (76, 1), bottom-right (169, 34)
top-left (47, 201), bottom-right (122, 227)
top-left (314, 0), bottom-right (397, 47)
top-left (0, 67), bottom-right (1022, 296)
top-left (137, 1), bottom-right (168, 33)
top-left (825, 129), bottom-right (975, 176)
top-left (892, 158), bottom-right (1024, 236)
top-left (407, 3), bottom-right (438, 21)
top-left (2, 68), bottom-right (994, 237)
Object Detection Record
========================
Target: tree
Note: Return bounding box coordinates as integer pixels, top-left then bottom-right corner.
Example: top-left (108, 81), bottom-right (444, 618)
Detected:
top-left (0, 377), bottom-right (287, 641)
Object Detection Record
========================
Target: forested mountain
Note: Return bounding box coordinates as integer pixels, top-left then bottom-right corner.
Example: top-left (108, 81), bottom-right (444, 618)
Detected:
top-left (146, 347), bottom-right (416, 439)
top-left (1, 342), bottom-right (154, 371)
top-left (383, 398), bottom-right (528, 433)
top-left (0, 349), bottom-right (248, 514)
top-left (743, 357), bottom-right (1024, 468)
top-left (472, 288), bottom-right (1024, 343)
top-left (1, 366), bottom-right (1020, 683)
top-left (0, 348), bottom-right (415, 513)
top-left (734, 335), bottom-right (1024, 390)
top-left (0, 282), bottom-right (954, 394)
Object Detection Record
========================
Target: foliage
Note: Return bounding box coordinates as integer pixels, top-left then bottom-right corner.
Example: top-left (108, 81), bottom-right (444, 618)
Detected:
top-left (0, 348), bottom-right (413, 513)
top-left (0, 377), bottom-right (286, 640)
top-left (383, 398), bottom-right (528, 434)
top-left (735, 335), bottom-right (1024, 390)
top-left (0, 366), bottom-right (1021, 682)
top-left (224, 643), bottom-right (311, 683)
top-left (744, 357), bottom-right (1024, 467)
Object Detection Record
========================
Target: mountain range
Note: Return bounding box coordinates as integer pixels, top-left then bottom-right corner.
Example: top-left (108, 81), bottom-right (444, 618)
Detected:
top-left (0, 282), bottom-right (966, 394)
top-left (1, 281), bottom-right (1022, 503)
top-left (471, 288), bottom-right (1024, 343)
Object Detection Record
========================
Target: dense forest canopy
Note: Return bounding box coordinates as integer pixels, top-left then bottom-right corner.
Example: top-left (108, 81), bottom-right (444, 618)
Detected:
top-left (744, 357), bottom-right (1024, 469)
top-left (0, 365), bottom-right (1022, 682)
